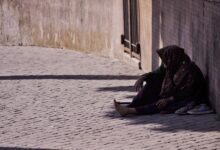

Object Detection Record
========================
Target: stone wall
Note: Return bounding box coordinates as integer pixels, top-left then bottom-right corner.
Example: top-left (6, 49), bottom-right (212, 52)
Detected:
top-left (150, 0), bottom-right (220, 115)
top-left (0, 0), bottom-right (123, 56)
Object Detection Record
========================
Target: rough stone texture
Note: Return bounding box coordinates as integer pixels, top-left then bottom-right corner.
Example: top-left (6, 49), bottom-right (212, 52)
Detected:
top-left (0, 46), bottom-right (219, 150)
top-left (0, 0), bottom-right (123, 56)
top-left (203, 0), bottom-right (220, 119)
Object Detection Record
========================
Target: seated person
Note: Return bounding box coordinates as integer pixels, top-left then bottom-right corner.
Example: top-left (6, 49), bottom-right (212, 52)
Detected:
top-left (114, 45), bottom-right (212, 116)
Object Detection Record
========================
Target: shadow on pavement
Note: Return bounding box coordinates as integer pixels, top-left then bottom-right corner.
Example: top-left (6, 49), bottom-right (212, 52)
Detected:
top-left (0, 75), bottom-right (139, 80)
top-left (104, 109), bottom-right (220, 133)
top-left (97, 86), bottom-right (135, 92)
top-left (0, 147), bottom-right (57, 150)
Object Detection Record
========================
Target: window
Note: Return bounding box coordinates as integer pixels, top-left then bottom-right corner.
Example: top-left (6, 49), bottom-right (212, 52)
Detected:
top-left (121, 0), bottom-right (141, 59)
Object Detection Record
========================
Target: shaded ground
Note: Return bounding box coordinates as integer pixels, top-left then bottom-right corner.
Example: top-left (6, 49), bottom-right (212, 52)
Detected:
top-left (0, 46), bottom-right (219, 150)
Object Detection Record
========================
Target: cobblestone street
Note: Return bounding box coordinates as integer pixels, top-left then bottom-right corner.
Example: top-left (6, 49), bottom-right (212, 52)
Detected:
top-left (0, 46), bottom-right (219, 150)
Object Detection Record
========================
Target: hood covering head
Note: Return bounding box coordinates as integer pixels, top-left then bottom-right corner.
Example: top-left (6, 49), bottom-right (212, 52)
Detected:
top-left (157, 45), bottom-right (193, 98)
top-left (157, 45), bottom-right (191, 75)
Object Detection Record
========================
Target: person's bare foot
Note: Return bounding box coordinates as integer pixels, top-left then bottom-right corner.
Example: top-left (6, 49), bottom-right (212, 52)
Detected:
top-left (114, 99), bottom-right (128, 117)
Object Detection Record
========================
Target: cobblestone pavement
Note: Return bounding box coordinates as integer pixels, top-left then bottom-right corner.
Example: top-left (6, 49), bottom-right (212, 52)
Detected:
top-left (0, 46), bottom-right (219, 150)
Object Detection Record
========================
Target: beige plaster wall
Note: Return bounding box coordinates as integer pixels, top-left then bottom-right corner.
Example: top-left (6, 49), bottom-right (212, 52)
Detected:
top-left (139, 0), bottom-right (152, 72)
top-left (0, 0), bottom-right (123, 56)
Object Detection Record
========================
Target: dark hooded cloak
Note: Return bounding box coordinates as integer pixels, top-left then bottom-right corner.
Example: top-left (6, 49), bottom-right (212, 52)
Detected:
top-left (156, 45), bottom-right (207, 104)
top-left (129, 45), bottom-right (207, 114)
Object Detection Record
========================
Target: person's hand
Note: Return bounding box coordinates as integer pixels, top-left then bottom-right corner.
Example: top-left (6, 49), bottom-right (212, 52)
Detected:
top-left (134, 74), bottom-right (148, 91)
top-left (156, 97), bottom-right (173, 110)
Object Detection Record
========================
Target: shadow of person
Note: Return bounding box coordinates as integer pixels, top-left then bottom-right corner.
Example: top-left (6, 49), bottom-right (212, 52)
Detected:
top-left (104, 108), bottom-right (220, 133)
